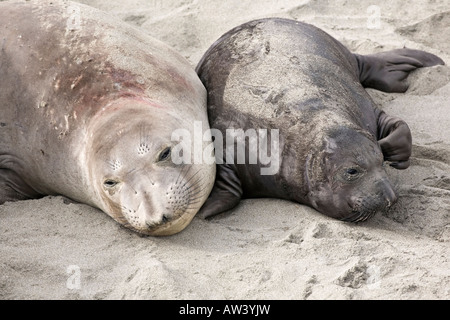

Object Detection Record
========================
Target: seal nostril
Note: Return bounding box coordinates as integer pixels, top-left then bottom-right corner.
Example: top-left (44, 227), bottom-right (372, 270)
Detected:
top-left (162, 215), bottom-right (169, 223)
top-left (386, 193), bottom-right (397, 208)
top-left (376, 179), bottom-right (397, 208)
top-left (385, 188), bottom-right (398, 207)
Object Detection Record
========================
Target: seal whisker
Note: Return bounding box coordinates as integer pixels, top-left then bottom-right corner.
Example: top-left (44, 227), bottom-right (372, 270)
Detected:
top-left (174, 165), bottom-right (186, 185)
top-left (175, 166), bottom-right (192, 184)
top-left (186, 182), bottom-right (203, 193)
top-left (181, 168), bottom-right (202, 188)
top-left (184, 206), bottom-right (204, 211)
top-left (139, 123), bottom-right (151, 145)
top-left (187, 186), bottom-right (207, 198)
top-left (186, 181), bottom-right (209, 195)
top-left (188, 195), bottom-right (208, 203)
top-left (187, 188), bottom-right (212, 207)
top-left (185, 177), bottom-right (206, 194)
top-left (188, 185), bottom-right (211, 199)
top-left (182, 164), bottom-right (194, 180)
top-left (184, 175), bottom-right (205, 188)
top-left (341, 211), bottom-right (361, 223)
top-left (185, 200), bottom-right (206, 207)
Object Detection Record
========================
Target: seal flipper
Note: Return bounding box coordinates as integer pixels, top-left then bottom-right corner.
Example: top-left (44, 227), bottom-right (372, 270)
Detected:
top-left (0, 169), bottom-right (40, 204)
top-left (355, 48), bottom-right (445, 93)
top-left (197, 164), bottom-right (242, 219)
top-left (377, 111), bottom-right (412, 170)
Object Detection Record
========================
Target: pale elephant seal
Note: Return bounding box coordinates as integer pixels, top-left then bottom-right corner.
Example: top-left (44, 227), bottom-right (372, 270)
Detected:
top-left (0, 0), bottom-right (215, 236)
top-left (196, 18), bottom-right (444, 222)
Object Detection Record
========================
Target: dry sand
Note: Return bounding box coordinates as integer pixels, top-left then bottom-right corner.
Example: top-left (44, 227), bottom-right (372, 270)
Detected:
top-left (1, 0), bottom-right (449, 300)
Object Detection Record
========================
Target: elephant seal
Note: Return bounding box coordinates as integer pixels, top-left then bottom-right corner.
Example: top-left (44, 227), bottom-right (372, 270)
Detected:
top-left (196, 18), bottom-right (444, 222)
top-left (0, 1), bottom-right (215, 236)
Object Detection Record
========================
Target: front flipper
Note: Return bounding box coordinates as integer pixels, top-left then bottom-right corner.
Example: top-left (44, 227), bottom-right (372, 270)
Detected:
top-left (377, 111), bottom-right (412, 170)
top-left (0, 169), bottom-right (39, 204)
top-left (355, 48), bottom-right (445, 93)
top-left (197, 164), bottom-right (242, 219)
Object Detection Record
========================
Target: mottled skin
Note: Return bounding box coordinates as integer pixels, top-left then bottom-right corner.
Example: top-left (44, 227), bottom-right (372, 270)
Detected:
top-left (0, 1), bottom-right (215, 235)
top-left (196, 18), bottom-right (444, 222)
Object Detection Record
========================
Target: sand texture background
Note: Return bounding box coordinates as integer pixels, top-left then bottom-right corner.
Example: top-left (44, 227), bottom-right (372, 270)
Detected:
top-left (1, 0), bottom-right (449, 299)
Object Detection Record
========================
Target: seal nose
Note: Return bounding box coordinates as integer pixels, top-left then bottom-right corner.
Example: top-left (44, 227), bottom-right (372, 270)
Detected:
top-left (377, 179), bottom-right (397, 208)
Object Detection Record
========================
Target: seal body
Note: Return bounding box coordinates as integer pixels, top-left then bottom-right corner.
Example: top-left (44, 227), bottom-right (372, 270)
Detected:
top-left (0, 0), bottom-right (215, 235)
top-left (196, 18), bottom-right (444, 222)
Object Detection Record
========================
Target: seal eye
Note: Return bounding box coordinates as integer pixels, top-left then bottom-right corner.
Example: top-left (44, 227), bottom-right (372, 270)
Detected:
top-left (339, 167), bottom-right (363, 182)
top-left (104, 179), bottom-right (119, 188)
top-left (158, 147), bottom-right (171, 162)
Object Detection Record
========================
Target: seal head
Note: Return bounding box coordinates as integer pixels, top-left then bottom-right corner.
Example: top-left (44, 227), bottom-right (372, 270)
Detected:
top-left (305, 127), bottom-right (397, 222)
top-left (86, 99), bottom-right (214, 236)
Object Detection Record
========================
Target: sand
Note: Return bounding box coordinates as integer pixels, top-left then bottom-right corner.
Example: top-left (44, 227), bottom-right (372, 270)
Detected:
top-left (1, 0), bottom-right (449, 300)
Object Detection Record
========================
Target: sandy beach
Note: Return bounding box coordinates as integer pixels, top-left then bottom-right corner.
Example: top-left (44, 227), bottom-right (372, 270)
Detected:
top-left (1, 0), bottom-right (449, 299)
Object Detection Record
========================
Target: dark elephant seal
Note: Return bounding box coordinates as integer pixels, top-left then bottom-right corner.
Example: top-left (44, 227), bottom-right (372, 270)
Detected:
top-left (0, 0), bottom-right (215, 236)
top-left (196, 18), bottom-right (444, 222)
